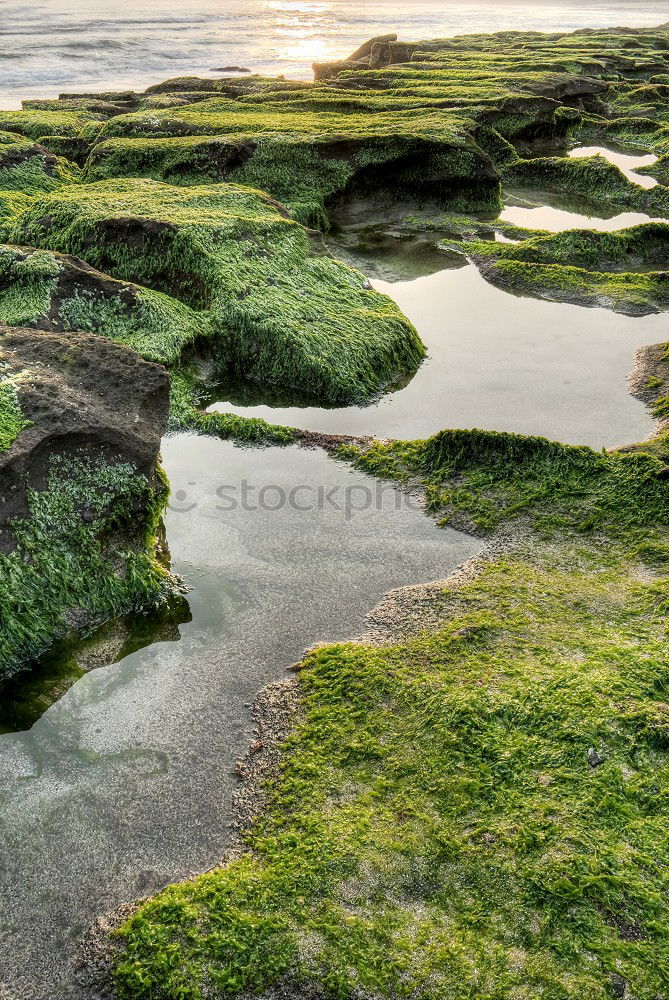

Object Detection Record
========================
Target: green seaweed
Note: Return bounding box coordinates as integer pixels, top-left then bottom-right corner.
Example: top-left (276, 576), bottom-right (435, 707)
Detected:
top-left (503, 154), bottom-right (669, 215)
top-left (7, 178), bottom-right (425, 404)
top-left (0, 139), bottom-right (81, 195)
top-left (0, 455), bottom-right (176, 678)
top-left (460, 223), bottom-right (669, 315)
top-left (0, 109), bottom-right (101, 140)
top-left (0, 367), bottom-right (31, 452)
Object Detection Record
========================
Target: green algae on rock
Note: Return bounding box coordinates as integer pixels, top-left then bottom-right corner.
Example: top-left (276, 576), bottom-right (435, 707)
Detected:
top-left (83, 125), bottom-right (502, 228)
top-left (0, 248), bottom-right (299, 445)
top-left (0, 136), bottom-right (81, 195)
top-left (459, 223), bottom-right (669, 315)
top-left (0, 244), bottom-right (208, 365)
top-left (0, 324), bottom-right (177, 678)
top-left (0, 367), bottom-right (31, 453)
top-left (503, 154), bottom-right (669, 215)
top-left (0, 108), bottom-right (103, 140)
top-left (6, 178), bottom-right (425, 404)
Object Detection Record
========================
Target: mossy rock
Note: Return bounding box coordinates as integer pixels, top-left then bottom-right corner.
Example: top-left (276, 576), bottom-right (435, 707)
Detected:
top-left (6, 178), bottom-right (425, 403)
top-left (475, 222), bottom-right (669, 271)
top-left (637, 152), bottom-right (669, 186)
top-left (461, 223), bottom-right (669, 315)
top-left (0, 138), bottom-right (81, 195)
top-left (0, 109), bottom-right (102, 141)
top-left (0, 324), bottom-right (176, 677)
top-left (0, 244), bottom-right (208, 365)
top-left (84, 116), bottom-right (502, 227)
top-left (0, 192), bottom-right (34, 238)
top-left (503, 154), bottom-right (669, 215)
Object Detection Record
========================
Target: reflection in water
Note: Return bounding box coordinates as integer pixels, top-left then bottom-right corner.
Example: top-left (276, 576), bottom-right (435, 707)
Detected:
top-left (500, 194), bottom-right (663, 233)
top-left (568, 145), bottom-right (658, 190)
top-left (0, 438), bottom-right (480, 1000)
top-left (208, 264), bottom-right (659, 449)
top-left (0, 598), bottom-right (192, 734)
top-left (330, 227), bottom-right (468, 282)
top-left (502, 145), bottom-right (662, 230)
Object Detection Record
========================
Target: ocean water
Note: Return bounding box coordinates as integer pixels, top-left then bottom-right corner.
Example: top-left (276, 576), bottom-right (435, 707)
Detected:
top-left (1, 0), bottom-right (668, 108)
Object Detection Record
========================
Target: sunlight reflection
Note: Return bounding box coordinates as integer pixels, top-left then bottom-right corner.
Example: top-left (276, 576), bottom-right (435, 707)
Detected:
top-left (264, 0), bottom-right (334, 62)
top-left (277, 36), bottom-right (334, 61)
top-left (265, 1), bottom-right (329, 12)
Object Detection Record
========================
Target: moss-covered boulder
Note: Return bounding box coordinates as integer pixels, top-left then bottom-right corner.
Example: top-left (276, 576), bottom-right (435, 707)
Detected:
top-left (638, 152), bottom-right (669, 186)
top-left (0, 108), bottom-right (102, 140)
top-left (0, 325), bottom-right (176, 677)
top-left (84, 115), bottom-right (502, 227)
top-left (6, 178), bottom-right (425, 403)
top-left (0, 135), bottom-right (80, 195)
top-left (503, 154), bottom-right (669, 215)
top-left (460, 223), bottom-right (669, 314)
top-left (0, 244), bottom-right (207, 365)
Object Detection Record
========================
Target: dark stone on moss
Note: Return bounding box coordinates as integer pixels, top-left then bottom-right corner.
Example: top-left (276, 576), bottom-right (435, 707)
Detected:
top-left (609, 973), bottom-right (627, 998)
top-left (587, 747), bottom-right (606, 768)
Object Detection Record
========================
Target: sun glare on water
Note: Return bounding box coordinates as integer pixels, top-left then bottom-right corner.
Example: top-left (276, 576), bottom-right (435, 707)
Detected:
top-left (264, 0), bottom-right (339, 65)
top-left (264, 1), bottom-right (330, 12)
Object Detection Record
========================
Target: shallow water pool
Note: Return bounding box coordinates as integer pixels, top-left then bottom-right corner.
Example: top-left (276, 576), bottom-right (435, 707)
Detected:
top-left (208, 263), bottom-right (660, 449)
top-left (568, 145), bottom-right (658, 190)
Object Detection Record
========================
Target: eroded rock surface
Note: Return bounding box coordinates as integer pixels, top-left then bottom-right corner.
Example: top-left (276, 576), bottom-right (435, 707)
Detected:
top-left (0, 325), bottom-right (173, 676)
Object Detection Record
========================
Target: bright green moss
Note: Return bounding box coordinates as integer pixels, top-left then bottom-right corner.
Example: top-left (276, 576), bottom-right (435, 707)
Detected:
top-left (638, 153), bottom-right (669, 186)
top-left (114, 427), bottom-right (669, 1000)
top-left (0, 455), bottom-right (175, 677)
top-left (576, 117), bottom-right (669, 158)
top-left (0, 368), bottom-right (31, 452)
top-left (84, 128), bottom-right (501, 227)
top-left (473, 258), bottom-right (668, 315)
top-left (56, 282), bottom-right (209, 365)
top-left (0, 246), bottom-right (61, 324)
top-left (460, 224), bottom-right (669, 315)
top-left (0, 191), bottom-right (34, 239)
top-left (8, 178), bottom-right (426, 403)
top-left (342, 428), bottom-right (669, 534)
top-left (0, 244), bottom-right (208, 365)
top-left (0, 110), bottom-right (101, 140)
top-left (473, 223), bottom-right (669, 270)
top-left (503, 154), bottom-right (669, 215)
top-left (168, 371), bottom-right (295, 445)
top-left (0, 141), bottom-right (81, 194)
